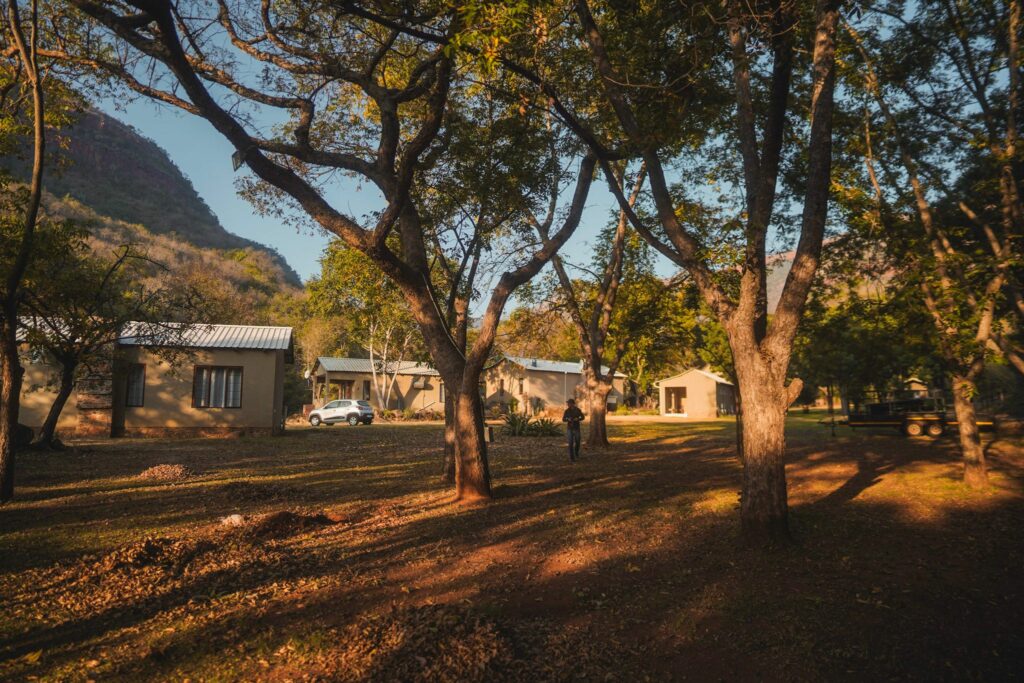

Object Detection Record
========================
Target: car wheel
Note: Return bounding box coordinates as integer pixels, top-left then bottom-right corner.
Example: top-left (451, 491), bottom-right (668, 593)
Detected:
top-left (309, 415), bottom-right (321, 427)
top-left (347, 414), bottom-right (359, 426)
top-left (904, 421), bottom-right (924, 437)
top-left (925, 422), bottom-right (945, 437)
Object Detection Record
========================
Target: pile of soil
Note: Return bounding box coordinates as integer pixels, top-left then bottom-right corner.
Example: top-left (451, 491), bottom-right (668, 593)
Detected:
top-left (221, 510), bottom-right (338, 540)
top-left (138, 464), bottom-right (194, 482)
top-left (329, 604), bottom-right (638, 682)
top-left (93, 536), bottom-right (212, 574)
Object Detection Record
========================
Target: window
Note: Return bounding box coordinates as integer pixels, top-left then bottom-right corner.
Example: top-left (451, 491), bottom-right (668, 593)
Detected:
top-left (412, 376), bottom-right (427, 389)
top-left (339, 400), bottom-right (351, 408)
top-left (324, 400), bottom-right (341, 409)
top-left (126, 364), bottom-right (146, 407)
top-left (439, 382), bottom-right (446, 403)
top-left (362, 380), bottom-right (371, 400)
top-left (193, 366), bottom-right (243, 408)
top-left (517, 378), bottom-right (524, 395)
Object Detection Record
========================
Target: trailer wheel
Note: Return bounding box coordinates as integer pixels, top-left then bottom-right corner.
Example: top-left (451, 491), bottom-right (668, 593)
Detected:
top-left (925, 422), bottom-right (945, 437)
top-left (904, 421), bottom-right (924, 437)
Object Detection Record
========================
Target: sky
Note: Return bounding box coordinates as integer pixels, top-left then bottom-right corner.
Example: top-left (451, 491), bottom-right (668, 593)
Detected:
top-left (97, 98), bottom-right (665, 286)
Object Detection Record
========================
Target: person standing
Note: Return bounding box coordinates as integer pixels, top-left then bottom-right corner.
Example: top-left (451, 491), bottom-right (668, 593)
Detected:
top-left (562, 398), bottom-right (585, 463)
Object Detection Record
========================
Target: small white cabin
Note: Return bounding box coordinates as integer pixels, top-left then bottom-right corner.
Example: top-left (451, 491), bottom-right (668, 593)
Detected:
top-left (655, 368), bottom-right (736, 418)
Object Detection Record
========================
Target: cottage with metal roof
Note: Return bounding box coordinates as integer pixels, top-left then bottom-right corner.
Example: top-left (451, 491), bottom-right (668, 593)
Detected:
top-left (654, 368), bottom-right (735, 419)
top-left (309, 357), bottom-right (443, 413)
top-left (19, 323), bottom-right (294, 438)
top-left (483, 356), bottom-right (628, 415)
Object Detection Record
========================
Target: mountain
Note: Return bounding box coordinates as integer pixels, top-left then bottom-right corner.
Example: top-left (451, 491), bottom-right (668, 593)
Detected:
top-left (2, 109), bottom-right (301, 287)
top-left (44, 193), bottom-right (299, 323)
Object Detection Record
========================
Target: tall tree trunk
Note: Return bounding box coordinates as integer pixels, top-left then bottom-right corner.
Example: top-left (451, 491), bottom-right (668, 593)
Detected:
top-left (586, 379), bottom-right (611, 447)
top-left (826, 383), bottom-right (836, 437)
top-left (453, 385), bottom-right (491, 500)
top-left (32, 361), bottom-right (76, 449)
top-left (733, 383), bottom-right (744, 463)
top-left (0, 316), bottom-right (23, 502)
top-left (951, 373), bottom-right (987, 489)
top-left (441, 389), bottom-right (456, 484)
top-left (734, 355), bottom-right (790, 544)
top-left (1, 0), bottom-right (46, 503)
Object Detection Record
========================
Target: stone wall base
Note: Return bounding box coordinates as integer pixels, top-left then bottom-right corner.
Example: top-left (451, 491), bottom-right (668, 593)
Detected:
top-left (118, 426), bottom-right (277, 439)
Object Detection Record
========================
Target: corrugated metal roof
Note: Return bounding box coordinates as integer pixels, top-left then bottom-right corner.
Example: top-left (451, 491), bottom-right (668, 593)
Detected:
top-left (655, 368), bottom-right (733, 386)
top-left (121, 323), bottom-right (293, 351)
top-left (505, 356), bottom-right (627, 379)
top-left (315, 357), bottom-right (439, 376)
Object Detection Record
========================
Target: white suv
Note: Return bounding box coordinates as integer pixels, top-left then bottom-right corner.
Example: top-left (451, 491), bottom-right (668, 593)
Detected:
top-left (309, 400), bottom-right (374, 426)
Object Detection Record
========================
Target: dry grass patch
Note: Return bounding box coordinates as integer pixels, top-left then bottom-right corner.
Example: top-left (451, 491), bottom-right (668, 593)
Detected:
top-left (0, 417), bottom-right (1021, 681)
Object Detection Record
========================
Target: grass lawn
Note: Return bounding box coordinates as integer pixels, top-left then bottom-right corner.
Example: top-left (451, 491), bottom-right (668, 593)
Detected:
top-left (1, 414), bottom-right (1022, 681)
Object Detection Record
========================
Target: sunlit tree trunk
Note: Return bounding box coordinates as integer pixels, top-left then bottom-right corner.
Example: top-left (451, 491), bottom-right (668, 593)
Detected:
top-left (453, 379), bottom-right (490, 500)
top-left (732, 351), bottom-right (794, 544)
top-left (32, 360), bottom-right (75, 449)
top-left (441, 390), bottom-right (456, 484)
top-left (585, 376), bottom-right (611, 447)
top-left (951, 373), bottom-right (987, 489)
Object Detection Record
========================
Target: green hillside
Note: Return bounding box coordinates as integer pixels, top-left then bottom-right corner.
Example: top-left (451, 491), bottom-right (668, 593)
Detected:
top-left (2, 109), bottom-right (301, 286)
top-left (44, 193), bottom-right (299, 322)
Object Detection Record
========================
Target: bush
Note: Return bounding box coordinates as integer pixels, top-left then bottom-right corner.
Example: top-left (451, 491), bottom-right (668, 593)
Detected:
top-left (501, 412), bottom-right (533, 436)
top-left (402, 408), bottom-right (416, 421)
top-left (502, 413), bottom-right (562, 437)
top-left (527, 417), bottom-right (561, 436)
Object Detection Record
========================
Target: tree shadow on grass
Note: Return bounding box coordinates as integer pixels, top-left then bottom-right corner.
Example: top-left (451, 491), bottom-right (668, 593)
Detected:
top-left (2, 422), bottom-right (1023, 680)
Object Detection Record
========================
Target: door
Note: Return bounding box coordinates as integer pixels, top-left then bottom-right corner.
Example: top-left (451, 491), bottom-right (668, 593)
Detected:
top-left (666, 387), bottom-right (687, 414)
top-left (322, 400), bottom-right (342, 421)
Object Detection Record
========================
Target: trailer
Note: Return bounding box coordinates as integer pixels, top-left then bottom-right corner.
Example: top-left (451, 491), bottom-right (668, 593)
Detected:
top-left (846, 397), bottom-right (994, 437)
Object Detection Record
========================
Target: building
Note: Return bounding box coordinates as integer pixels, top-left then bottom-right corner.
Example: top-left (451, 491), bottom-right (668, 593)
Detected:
top-left (19, 323), bottom-right (293, 437)
top-left (655, 368), bottom-right (735, 418)
top-left (310, 357), bottom-right (444, 412)
top-left (310, 355), bottom-right (629, 415)
top-left (483, 356), bottom-right (627, 414)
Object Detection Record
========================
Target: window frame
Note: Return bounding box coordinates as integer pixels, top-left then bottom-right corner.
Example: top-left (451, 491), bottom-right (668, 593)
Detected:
top-left (192, 365), bottom-right (244, 409)
top-left (125, 363), bottom-right (146, 407)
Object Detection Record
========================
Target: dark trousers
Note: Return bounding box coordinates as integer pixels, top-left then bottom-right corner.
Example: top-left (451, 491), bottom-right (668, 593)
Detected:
top-left (567, 427), bottom-right (581, 462)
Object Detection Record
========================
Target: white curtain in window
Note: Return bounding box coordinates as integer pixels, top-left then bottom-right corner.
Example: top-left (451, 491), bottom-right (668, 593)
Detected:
top-left (225, 368), bottom-right (242, 407)
top-left (194, 367), bottom-right (211, 407)
top-left (210, 368), bottom-right (226, 407)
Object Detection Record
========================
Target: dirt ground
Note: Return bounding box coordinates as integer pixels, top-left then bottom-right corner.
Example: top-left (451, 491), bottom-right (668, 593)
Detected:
top-left (1, 414), bottom-right (1022, 681)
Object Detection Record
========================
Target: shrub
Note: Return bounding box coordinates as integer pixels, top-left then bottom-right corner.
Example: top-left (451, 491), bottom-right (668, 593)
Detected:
top-left (527, 417), bottom-right (561, 436)
top-left (501, 412), bottom-right (533, 436)
top-left (402, 408), bottom-right (416, 421)
top-left (502, 413), bottom-right (562, 437)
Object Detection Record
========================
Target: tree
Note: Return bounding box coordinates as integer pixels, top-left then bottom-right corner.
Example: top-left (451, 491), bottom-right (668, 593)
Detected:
top-left (500, 0), bottom-right (841, 543)
top-left (307, 243), bottom-right (420, 410)
top-left (846, 0), bottom-right (1023, 487)
top-left (0, 0), bottom-right (77, 500)
top-left (65, 1), bottom-right (596, 501)
top-left (532, 165), bottom-right (648, 446)
top-left (20, 231), bottom-right (202, 448)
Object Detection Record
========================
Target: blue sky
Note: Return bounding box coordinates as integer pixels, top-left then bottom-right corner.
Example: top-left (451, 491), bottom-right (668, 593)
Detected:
top-left (98, 98), bottom-right (657, 285)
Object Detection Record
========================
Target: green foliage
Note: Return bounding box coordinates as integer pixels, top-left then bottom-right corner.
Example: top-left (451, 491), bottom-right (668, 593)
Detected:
top-left (0, 110), bottom-right (300, 285)
top-left (501, 411), bottom-right (532, 436)
top-left (502, 412), bottom-right (561, 437)
top-left (528, 417), bottom-right (561, 436)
